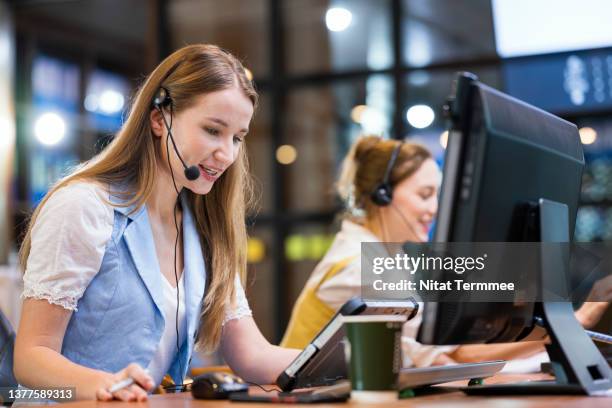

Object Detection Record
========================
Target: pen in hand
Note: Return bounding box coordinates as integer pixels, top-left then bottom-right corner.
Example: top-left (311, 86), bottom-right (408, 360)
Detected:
top-left (108, 377), bottom-right (135, 393)
top-left (108, 369), bottom-right (152, 394)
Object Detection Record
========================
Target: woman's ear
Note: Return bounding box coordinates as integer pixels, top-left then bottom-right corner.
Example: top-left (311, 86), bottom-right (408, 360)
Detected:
top-left (150, 109), bottom-right (165, 138)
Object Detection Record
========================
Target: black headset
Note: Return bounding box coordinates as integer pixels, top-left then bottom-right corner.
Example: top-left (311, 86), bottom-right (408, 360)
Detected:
top-left (151, 86), bottom-right (190, 391)
top-left (370, 141), bottom-right (403, 206)
top-left (152, 87), bottom-right (200, 181)
top-left (151, 86), bottom-right (172, 110)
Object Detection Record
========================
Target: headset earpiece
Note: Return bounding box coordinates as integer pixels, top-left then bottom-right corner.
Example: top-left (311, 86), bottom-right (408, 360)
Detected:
top-left (371, 183), bottom-right (393, 206)
top-left (152, 87), bottom-right (172, 109)
top-left (370, 141), bottom-right (403, 207)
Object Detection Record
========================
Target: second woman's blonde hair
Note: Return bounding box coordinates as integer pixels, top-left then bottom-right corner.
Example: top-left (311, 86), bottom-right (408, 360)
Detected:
top-left (19, 44), bottom-right (257, 352)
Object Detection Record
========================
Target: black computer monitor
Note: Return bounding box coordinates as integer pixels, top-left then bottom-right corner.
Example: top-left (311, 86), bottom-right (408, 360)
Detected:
top-left (418, 72), bottom-right (612, 395)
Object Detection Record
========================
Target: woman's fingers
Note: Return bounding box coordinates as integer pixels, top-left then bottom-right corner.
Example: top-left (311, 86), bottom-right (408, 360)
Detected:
top-left (95, 387), bottom-right (113, 401)
top-left (128, 384), bottom-right (149, 402)
top-left (124, 363), bottom-right (155, 391)
top-left (96, 363), bottom-right (155, 401)
top-left (575, 301), bottom-right (609, 328)
top-left (113, 388), bottom-right (137, 402)
top-left (104, 384), bottom-right (147, 402)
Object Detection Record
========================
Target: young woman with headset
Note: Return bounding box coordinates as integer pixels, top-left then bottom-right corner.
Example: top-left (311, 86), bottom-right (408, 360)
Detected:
top-left (280, 136), bottom-right (460, 366)
top-left (280, 135), bottom-right (604, 367)
top-left (13, 44), bottom-right (300, 401)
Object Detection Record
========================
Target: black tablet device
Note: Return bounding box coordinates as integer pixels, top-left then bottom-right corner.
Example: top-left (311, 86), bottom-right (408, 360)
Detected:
top-left (276, 297), bottom-right (418, 391)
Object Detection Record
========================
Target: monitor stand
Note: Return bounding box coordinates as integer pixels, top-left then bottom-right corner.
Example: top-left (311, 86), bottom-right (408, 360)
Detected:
top-left (464, 199), bottom-right (612, 396)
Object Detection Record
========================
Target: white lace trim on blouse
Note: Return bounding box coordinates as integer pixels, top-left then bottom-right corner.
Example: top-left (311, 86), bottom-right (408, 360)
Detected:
top-left (222, 275), bottom-right (253, 325)
top-left (21, 284), bottom-right (82, 311)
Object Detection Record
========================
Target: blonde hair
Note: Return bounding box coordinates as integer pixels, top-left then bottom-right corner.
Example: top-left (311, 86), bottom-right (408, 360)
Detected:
top-left (19, 44), bottom-right (257, 352)
top-left (337, 135), bottom-right (431, 219)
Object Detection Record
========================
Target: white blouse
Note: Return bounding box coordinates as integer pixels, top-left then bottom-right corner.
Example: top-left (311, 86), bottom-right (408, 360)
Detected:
top-left (23, 182), bottom-right (114, 311)
top-left (21, 182), bottom-right (253, 381)
top-left (147, 272), bottom-right (187, 386)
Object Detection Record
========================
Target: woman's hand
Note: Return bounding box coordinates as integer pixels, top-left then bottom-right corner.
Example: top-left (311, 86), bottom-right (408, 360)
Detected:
top-left (574, 276), bottom-right (612, 329)
top-left (575, 302), bottom-right (610, 329)
top-left (95, 363), bottom-right (155, 402)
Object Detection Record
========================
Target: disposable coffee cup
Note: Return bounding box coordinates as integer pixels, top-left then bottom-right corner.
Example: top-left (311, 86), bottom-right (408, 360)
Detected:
top-left (342, 314), bottom-right (406, 403)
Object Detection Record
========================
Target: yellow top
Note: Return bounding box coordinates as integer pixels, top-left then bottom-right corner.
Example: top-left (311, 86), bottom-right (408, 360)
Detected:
top-left (280, 220), bottom-right (456, 366)
top-left (280, 256), bottom-right (356, 349)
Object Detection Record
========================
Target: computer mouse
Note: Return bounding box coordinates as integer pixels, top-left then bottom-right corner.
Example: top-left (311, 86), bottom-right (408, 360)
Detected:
top-left (191, 371), bottom-right (248, 399)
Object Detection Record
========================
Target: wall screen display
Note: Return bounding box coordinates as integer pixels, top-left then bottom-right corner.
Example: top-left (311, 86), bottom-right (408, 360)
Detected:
top-left (492, 0), bottom-right (612, 58)
top-left (503, 48), bottom-right (612, 114)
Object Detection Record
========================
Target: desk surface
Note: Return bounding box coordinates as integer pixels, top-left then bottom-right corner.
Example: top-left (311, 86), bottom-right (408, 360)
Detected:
top-left (58, 374), bottom-right (612, 407)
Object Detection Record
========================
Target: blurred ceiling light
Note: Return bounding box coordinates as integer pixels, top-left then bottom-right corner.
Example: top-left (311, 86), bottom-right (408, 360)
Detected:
top-left (408, 70), bottom-right (430, 86)
top-left (276, 144), bottom-right (298, 165)
top-left (84, 94), bottom-right (99, 112)
top-left (325, 7), bottom-right (352, 32)
top-left (579, 127), bottom-right (597, 145)
top-left (366, 38), bottom-right (392, 70)
top-left (440, 130), bottom-right (449, 149)
top-left (34, 112), bottom-right (66, 146)
top-left (406, 104), bottom-right (435, 129)
top-left (98, 89), bottom-right (125, 114)
top-left (406, 26), bottom-right (432, 67)
top-left (350, 105), bottom-right (367, 123)
top-left (247, 237), bottom-right (265, 263)
top-left (244, 68), bottom-right (253, 81)
top-left (360, 107), bottom-right (388, 134)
